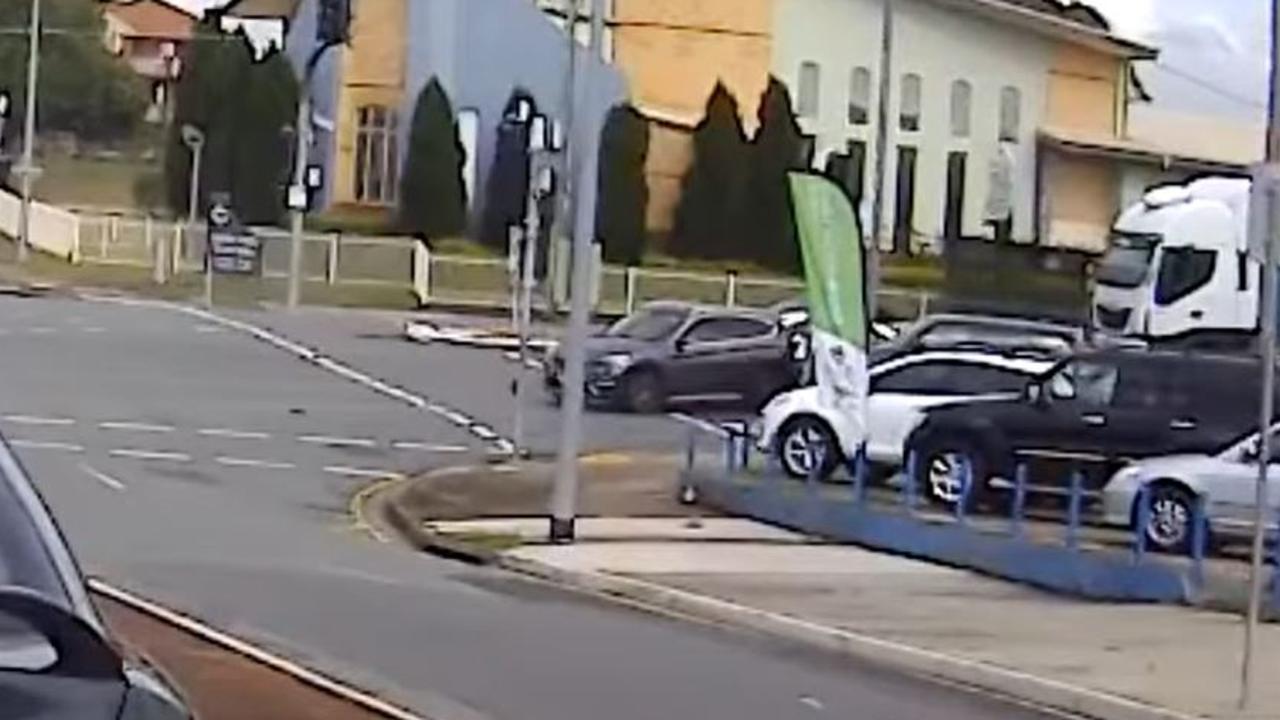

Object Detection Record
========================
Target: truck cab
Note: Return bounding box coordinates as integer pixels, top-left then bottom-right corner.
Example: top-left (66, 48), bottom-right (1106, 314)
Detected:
top-left (1093, 178), bottom-right (1259, 339)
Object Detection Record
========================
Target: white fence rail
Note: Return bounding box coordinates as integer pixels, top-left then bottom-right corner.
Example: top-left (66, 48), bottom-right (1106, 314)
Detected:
top-left (19, 206), bottom-right (931, 319)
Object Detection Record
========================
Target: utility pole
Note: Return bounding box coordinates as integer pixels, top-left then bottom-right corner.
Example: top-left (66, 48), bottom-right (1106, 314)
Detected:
top-left (550, 0), bottom-right (581, 310)
top-left (1240, 0), bottom-right (1280, 709)
top-left (867, 0), bottom-right (894, 319)
top-left (16, 0), bottom-right (41, 265)
top-left (549, 0), bottom-right (605, 543)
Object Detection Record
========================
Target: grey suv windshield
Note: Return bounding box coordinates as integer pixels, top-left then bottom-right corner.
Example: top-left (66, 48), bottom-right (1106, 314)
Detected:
top-left (1096, 234), bottom-right (1158, 288)
top-left (608, 308), bottom-right (689, 341)
top-left (0, 458), bottom-right (68, 607)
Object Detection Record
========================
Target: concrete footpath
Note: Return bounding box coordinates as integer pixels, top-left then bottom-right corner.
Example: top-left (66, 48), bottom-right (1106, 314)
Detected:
top-left (372, 459), bottom-right (1280, 720)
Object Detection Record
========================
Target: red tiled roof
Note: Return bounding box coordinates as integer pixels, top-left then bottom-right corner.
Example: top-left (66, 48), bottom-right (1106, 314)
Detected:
top-left (104, 1), bottom-right (196, 40)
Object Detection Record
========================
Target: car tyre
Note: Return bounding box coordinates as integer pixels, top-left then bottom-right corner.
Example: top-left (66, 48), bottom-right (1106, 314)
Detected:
top-left (622, 368), bottom-right (665, 414)
top-left (1140, 483), bottom-right (1196, 554)
top-left (913, 434), bottom-right (987, 507)
top-left (777, 416), bottom-right (840, 481)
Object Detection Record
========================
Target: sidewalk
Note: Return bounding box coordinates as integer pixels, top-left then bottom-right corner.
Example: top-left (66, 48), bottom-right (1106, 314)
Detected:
top-left (372, 458), bottom-right (1280, 720)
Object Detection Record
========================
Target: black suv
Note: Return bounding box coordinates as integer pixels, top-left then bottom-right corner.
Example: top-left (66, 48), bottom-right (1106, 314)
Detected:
top-left (905, 348), bottom-right (1272, 505)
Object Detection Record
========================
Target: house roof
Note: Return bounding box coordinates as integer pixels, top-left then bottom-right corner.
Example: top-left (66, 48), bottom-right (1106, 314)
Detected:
top-left (1040, 119), bottom-right (1255, 173)
top-left (935, 0), bottom-right (1157, 59)
top-left (104, 0), bottom-right (195, 40)
top-left (217, 0), bottom-right (299, 19)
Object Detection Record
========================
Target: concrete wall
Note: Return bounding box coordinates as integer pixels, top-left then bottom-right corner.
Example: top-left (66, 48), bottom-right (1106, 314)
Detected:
top-left (772, 0), bottom-right (1054, 249)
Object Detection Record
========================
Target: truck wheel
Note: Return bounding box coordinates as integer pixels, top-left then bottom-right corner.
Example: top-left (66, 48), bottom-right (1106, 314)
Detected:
top-left (913, 435), bottom-right (987, 507)
top-left (623, 369), bottom-right (665, 414)
top-left (777, 417), bottom-right (839, 481)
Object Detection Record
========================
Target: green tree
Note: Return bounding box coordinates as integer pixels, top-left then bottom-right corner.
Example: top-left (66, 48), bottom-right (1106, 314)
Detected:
top-left (595, 104), bottom-right (649, 266)
top-left (671, 83), bottom-right (748, 260)
top-left (0, 0), bottom-right (148, 144)
top-left (745, 77), bottom-right (810, 274)
top-left (164, 23), bottom-right (298, 224)
top-left (399, 78), bottom-right (467, 239)
top-left (479, 88), bottom-right (535, 251)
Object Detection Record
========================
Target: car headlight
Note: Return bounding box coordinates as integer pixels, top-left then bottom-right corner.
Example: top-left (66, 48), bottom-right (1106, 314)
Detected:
top-left (597, 352), bottom-right (634, 375)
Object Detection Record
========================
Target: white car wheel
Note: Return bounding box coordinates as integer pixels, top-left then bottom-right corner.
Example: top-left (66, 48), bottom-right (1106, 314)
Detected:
top-left (926, 452), bottom-right (969, 504)
top-left (778, 418), bottom-right (836, 480)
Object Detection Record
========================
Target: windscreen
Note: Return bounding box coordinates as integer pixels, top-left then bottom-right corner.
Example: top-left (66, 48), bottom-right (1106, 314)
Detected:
top-left (1096, 233), bottom-right (1160, 288)
top-left (607, 307), bottom-right (689, 341)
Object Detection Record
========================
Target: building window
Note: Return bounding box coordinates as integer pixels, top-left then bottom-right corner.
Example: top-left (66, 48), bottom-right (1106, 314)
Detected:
top-left (355, 105), bottom-right (401, 204)
top-left (798, 61), bottom-right (821, 118)
top-left (999, 86), bottom-right (1021, 143)
top-left (899, 73), bottom-right (922, 132)
top-left (950, 80), bottom-right (972, 138)
top-left (848, 67), bottom-right (871, 125)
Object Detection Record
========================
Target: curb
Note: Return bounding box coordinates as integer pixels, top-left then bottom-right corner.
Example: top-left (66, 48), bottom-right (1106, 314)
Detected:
top-left (363, 476), bottom-right (1206, 720)
top-left (360, 466), bottom-right (499, 566)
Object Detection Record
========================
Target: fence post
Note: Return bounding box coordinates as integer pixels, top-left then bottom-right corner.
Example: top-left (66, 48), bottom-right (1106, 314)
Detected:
top-left (411, 242), bottom-right (431, 306)
top-left (1011, 463), bottom-right (1028, 539)
top-left (69, 214), bottom-right (82, 265)
top-left (151, 220), bottom-right (167, 285)
top-left (918, 291), bottom-right (930, 320)
top-left (326, 232), bottom-right (340, 285)
top-left (144, 215), bottom-right (154, 252)
top-left (725, 270), bottom-right (738, 307)
top-left (1134, 483), bottom-right (1151, 561)
top-left (625, 266), bottom-right (638, 316)
top-left (590, 243), bottom-right (603, 309)
top-left (109, 214), bottom-right (119, 246)
top-left (1066, 470), bottom-right (1083, 550)
top-left (99, 218), bottom-right (108, 260)
top-left (170, 223), bottom-right (182, 275)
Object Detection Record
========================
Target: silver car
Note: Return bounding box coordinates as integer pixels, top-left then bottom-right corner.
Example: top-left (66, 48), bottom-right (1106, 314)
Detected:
top-left (1101, 431), bottom-right (1280, 553)
top-left (0, 434), bottom-right (191, 719)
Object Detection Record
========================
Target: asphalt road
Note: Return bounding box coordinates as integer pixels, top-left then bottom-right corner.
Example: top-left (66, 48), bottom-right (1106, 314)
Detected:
top-left (0, 294), bottom-right (1064, 720)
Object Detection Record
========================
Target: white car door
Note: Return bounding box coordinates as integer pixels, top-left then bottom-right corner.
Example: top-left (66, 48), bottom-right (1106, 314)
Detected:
top-left (1205, 442), bottom-right (1280, 534)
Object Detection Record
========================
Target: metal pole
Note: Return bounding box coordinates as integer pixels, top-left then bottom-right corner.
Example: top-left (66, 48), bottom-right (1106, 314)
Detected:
top-left (549, 0), bottom-right (605, 543)
top-left (550, 0), bottom-right (581, 310)
top-left (1242, 2), bottom-right (1280, 707)
top-left (16, 0), bottom-right (41, 265)
top-left (867, 0), bottom-right (893, 319)
top-left (514, 173), bottom-right (541, 456)
top-left (286, 88), bottom-right (311, 309)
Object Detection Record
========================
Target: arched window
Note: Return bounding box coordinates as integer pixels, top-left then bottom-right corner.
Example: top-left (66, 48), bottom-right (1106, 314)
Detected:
top-left (798, 61), bottom-right (821, 118)
top-left (848, 67), bottom-right (871, 125)
top-left (899, 73), bottom-right (922, 132)
top-left (355, 105), bottom-right (401, 204)
top-left (950, 80), bottom-right (972, 138)
top-left (999, 86), bottom-right (1022, 143)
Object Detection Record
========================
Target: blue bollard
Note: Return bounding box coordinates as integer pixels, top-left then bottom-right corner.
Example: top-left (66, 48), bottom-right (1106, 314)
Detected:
top-left (1134, 483), bottom-right (1151, 561)
top-left (1010, 463), bottom-right (1028, 539)
top-left (904, 452), bottom-right (919, 511)
top-left (1190, 494), bottom-right (1208, 587)
top-left (850, 447), bottom-right (868, 507)
top-left (1066, 470), bottom-right (1083, 550)
top-left (955, 458), bottom-right (972, 524)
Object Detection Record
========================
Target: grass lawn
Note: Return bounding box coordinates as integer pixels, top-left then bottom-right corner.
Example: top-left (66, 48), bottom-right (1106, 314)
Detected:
top-left (33, 154), bottom-right (156, 212)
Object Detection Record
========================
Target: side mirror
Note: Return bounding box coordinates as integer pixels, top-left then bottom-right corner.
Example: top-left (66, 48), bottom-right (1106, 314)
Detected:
top-left (0, 586), bottom-right (121, 679)
top-left (674, 337), bottom-right (688, 354)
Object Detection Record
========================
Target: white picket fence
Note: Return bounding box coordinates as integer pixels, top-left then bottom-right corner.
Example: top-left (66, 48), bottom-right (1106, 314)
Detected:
top-left (9, 200), bottom-right (932, 318)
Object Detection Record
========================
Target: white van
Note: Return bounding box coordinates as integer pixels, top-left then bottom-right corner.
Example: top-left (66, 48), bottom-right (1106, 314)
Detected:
top-left (1093, 177), bottom-right (1260, 339)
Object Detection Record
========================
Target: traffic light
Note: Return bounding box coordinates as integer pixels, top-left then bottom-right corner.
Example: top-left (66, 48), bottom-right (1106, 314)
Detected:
top-left (317, 0), bottom-right (351, 45)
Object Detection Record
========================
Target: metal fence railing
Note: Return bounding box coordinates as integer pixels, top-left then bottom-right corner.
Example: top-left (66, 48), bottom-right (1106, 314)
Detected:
top-left (54, 210), bottom-right (933, 319)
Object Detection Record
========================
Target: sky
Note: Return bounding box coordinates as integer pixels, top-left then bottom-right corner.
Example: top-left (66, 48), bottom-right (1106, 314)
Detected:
top-left (1086, 0), bottom-right (1269, 121)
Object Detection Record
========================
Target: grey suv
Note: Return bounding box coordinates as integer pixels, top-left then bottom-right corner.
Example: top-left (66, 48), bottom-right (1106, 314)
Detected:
top-left (544, 301), bottom-right (800, 413)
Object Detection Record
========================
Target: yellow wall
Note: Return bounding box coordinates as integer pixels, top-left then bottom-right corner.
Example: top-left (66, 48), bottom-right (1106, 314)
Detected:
top-left (1044, 152), bottom-right (1118, 252)
top-left (332, 0), bottom-right (407, 206)
top-left (1046, 44), bottom-right (1124, 139)
top-left (612, 0), bottom-right (773, 232)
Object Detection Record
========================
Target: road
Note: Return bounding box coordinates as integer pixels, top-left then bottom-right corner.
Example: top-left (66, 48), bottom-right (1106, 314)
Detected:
top-left (0, 293), bottom-right (1064, 720)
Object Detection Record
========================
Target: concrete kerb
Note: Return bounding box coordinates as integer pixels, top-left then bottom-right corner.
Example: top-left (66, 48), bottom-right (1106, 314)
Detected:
top-left (359, 471), bottom-right (1206, 720)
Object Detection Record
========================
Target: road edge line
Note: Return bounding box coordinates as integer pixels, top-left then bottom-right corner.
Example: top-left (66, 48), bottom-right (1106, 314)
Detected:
top-left (490, 554), bottom-right (1204, 720)
top-left (88, 578), bottom-right (434, 720)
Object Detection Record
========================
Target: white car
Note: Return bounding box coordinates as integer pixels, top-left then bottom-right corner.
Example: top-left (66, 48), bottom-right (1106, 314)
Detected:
top-left (756, 351), bottom-right (1055, 482)
top-left (1102, 431), bottom-right (1280, 553)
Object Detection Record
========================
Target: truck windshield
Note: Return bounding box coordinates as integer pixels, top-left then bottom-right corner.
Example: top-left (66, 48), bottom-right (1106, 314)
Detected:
top-left (1096, 233), bottom-right (1159, 288)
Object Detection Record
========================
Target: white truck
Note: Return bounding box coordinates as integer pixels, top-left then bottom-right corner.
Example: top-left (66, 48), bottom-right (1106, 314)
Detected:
top-left (1092, 177), bottom-right (1260, 339)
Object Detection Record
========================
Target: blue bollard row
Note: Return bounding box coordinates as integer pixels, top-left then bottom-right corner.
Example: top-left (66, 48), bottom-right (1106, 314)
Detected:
top-left (1134, 482), bottom-right (1151, 561)
top-left (1190, 494), bottom-right (1208, 585)
top-left (903, 452), bottom-right (919, 511)
top-left (1065, 470), bottom-right (1083, 550)
top-left (955, 459), bottom-right (972, 524)
top-left (1010, 463), bottom-right (1028, 539)
top-left (849, 446), bottom-right (867, 507)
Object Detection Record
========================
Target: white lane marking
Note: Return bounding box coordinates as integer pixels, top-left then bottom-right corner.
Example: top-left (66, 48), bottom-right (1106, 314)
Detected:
top-left (323, 466), bottom-right (401, 480)
top-left (469, 425), bottom-right (498, 440)
top-left (439, 409), bottom-right (473, 426)
top-left (83, 327), bottom-right (106, 334)
top-left (3, 414), bottom-right (75, 427)
top-left (667, 411), bottom-right (731, 438)
top-left (390, 441), bottom-right (469, 453)
top-left (798, 696), bottom-right (825, 711)
top-left (194, 325), bottom-right (222, 333)
top-left (86, 580), bottom-right (440, 720)
top-left (79, 464), bottom-right (126, 492)
top-left (99, 421), bottom-right (175, 434)
top-left (29, 327), bottom-right (55, 334)
top-left (10, 440), bottom-right (85, 453)
top-left (503, 351), bottom-right (520, 361)
top-left (215, 456), bottom-right (296, 470)
top-left (109, 448), bottom-right (192, 463)
top-left (198, 427), bottom-right (271, 440)
top-left (298, 434), bottom-right (378, 449)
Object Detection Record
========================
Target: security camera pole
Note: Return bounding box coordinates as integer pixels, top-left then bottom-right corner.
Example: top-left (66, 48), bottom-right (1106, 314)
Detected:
top-left (15, 0), bottom-right (41, 264)
top-left (181, 125), bottom-right (207, 305)
top-left (287, 0), bottom-right (350, 310)
top-left (549, 0), bottom-right (606, 543)
top-left (1241, 0), bottom-right (1280, 709)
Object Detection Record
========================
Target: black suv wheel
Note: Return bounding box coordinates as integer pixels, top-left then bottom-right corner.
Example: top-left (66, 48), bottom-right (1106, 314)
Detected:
top-left (912, 434), bottom-right (988, 507)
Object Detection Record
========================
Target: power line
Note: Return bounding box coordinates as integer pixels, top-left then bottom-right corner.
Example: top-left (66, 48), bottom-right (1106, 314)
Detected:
top-left (1155, 61), bottom-right (1267, 109)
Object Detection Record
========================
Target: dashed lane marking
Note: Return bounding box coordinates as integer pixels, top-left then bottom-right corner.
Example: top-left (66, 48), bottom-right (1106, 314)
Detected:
top-left (29, 327), bottom-right (55, 334)
top-left (390, 441), bottom-right (469, 453)
top-left (298, 435), bottom-right (378, 449)
top-left (109, 448), bottom-right (192, 463)
top-left (3, 414), bottom-right (75, 427)
top-left (215, 456), bottom-right (296, 470)
top-left (11, 440), bottom-right (85, 453)
top-left (323, 466), bottom-right (402, 480)
top-left (79, 463), bottom-right (126, 492)
top-left (198, 427), bottom-right (272, 440)
top-left (100, 421), bottom-right (175, 434)
top-left (83, 327), bottom-right (106, 334)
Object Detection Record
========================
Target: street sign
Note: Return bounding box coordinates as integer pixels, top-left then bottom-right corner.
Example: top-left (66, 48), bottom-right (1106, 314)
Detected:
top-left (206, 200), bottom-right (260, 275)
